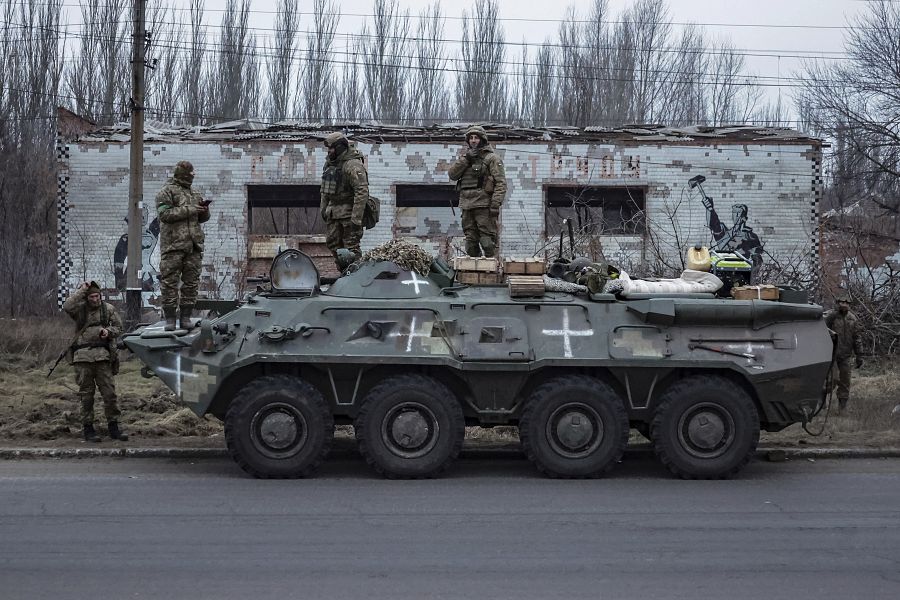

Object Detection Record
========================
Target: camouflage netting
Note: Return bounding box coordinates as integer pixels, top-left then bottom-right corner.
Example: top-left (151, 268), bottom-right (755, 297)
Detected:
top-left (355, 240), bottom-right (435, 276)
top-left (543, 275), bottom-right (588, 294)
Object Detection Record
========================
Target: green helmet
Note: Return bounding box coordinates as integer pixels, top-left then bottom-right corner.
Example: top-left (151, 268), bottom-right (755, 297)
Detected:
top-left (324, 132), bottom-right (348, 148)
top-left (465, 125), bottom-right (488, 145)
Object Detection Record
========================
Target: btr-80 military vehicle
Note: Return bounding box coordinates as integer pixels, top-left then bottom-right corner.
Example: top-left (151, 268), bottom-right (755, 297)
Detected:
top-left (124, 249), bottom-right (832, 480)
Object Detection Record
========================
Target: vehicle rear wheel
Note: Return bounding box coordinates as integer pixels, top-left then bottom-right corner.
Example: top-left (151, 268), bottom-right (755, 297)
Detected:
top-left (355, 374), bottom-right (464, 479)
top-left (225, 374), bottom-right (333, 478)
top-left (650, 375), bottom-right (759, 479)
top-left (519, 375), bottom-right (629, 478)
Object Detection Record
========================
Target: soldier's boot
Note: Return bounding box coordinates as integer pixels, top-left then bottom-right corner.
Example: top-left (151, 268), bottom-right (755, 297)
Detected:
top-left (179, 305), bottom-right (196, 331)
top-left (163, 307), bottom-right (177, 331)
top-left (464, 240), bottom-right (482, 257)
top-left (83, 423), bottom-right (101, 443)
top-left (108, 421), bottom-right (129, 441)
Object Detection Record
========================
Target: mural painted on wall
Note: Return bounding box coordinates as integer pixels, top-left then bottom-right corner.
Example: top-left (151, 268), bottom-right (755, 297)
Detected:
top-left (113, 205), bottom-right (161, 296)
top-left (691, 175), bottom-right (764, 270)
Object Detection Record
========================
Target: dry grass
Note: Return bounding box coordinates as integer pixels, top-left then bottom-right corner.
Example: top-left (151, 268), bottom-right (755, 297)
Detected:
top-left (1, 317), bottom-right (898, 446)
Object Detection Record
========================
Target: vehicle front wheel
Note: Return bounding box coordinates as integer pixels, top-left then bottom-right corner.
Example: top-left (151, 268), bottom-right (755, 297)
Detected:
top-left (355, 374), bottom-right (464, 479)
top-left (225, 375), bottom-right (333, 478)
top-left (650, 375), bottom-right (759, 479)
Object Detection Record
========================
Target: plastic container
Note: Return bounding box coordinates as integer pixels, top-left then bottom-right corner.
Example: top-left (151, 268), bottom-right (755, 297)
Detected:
top-left (686, 246), bottom-right (711, 272)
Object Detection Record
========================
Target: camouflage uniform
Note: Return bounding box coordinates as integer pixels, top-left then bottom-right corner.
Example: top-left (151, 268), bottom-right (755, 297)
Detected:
top-left (320, 133), bottom-right (369, 268)
top-left (155, 161), bottom-right (210, 328)
top-left (63, 284), bottom-right (124, 434)
top-left (825, 294), bottom-right (864, 410)
top-left (448, 125), bottom-right (507, 257)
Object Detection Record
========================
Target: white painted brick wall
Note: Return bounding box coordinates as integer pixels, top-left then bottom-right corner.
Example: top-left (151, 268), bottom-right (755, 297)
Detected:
top-left (59, 139), bottom-right (820, 303)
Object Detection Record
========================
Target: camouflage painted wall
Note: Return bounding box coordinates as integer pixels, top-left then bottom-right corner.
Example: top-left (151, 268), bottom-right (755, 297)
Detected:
top-left (56, 138), bottom-right (821, 306)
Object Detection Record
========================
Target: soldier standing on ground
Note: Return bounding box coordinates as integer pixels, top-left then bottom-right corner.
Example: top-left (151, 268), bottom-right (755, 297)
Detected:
top-left (448, 125), bottom-right (507, 257)
top-left (825, 292), bottom-right (865, 413)
top-left (156, 160), bottom-right (210, 331)
top-left (63, 282), bottom-right (127, 443)
top-left (320, 132), bottom-right (369, 270)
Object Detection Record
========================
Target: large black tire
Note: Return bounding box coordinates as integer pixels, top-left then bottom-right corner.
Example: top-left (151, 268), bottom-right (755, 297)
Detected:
top-left (519, 375), bottom-right (629, 478)
top-left (225, 375), bottom-right (333, 479)
top-left (355, 374), bottom-right (464, 479)
top-left (650, 375), bottom-right (760, 479)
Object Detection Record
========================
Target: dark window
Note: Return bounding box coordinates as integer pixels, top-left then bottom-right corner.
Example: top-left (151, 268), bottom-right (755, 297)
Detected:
top-left (395, 185), bottom-right (462, 237)
top-left (545, 186), bottom-right (645, 236)
top-left (248, 185), bottom-right (323, 235)
top-left (396, 185), bottom-right (458, 208)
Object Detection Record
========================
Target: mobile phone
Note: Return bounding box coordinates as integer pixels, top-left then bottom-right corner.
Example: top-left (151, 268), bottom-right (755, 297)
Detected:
top-left (199, 199), bottom-right (212, 206)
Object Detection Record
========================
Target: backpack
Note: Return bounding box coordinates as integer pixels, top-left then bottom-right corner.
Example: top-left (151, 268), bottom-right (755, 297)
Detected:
top-left (363, 196), bottom-right (380, 229)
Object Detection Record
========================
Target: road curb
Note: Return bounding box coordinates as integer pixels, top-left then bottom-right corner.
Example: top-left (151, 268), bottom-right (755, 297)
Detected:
top-left (2, 445), bottom-right (900, 460)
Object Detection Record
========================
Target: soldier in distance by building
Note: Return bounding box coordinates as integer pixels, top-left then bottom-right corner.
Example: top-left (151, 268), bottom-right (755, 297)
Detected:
top-left (448, 125), bottom-right (507, 257)
top-left (62, 281), bottom-right (127, 443)
top-left (155, 160), bottom-right (210, 331)
top-left (320, 132), bottom-right (369, 270)
top-left (825, 291), bottom-right (865, 413)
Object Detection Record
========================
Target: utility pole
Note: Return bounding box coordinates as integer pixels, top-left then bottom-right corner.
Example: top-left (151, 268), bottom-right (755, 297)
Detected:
top-left (125, 0), bottom-right (146, 329)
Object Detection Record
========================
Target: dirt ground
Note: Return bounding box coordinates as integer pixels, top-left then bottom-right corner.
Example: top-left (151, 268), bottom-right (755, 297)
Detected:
top-left (1, 347), bottom-right (898, 448)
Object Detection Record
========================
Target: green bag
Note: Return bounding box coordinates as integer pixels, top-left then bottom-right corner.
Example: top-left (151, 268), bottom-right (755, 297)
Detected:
top-left (363, 196), bottom-right (380, 229)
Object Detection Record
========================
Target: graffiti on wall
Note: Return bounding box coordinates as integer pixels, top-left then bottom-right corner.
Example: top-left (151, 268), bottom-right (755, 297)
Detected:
top-left (113, 205), bottom-right (161, 296)
top-left (700, 193), bottom-right (764, 270)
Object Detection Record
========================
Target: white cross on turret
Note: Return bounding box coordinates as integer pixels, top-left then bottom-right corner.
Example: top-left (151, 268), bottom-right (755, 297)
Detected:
top-left (401, 272), bottom-right (430, 294)
top-left (388, 315), bottom-right (432, 352)
top-left (542, 309), bottom-right (594, 358)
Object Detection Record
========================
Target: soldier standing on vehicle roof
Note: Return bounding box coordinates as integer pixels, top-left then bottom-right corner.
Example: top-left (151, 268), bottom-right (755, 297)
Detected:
top-left (156, 160), bottom-right (211, 331)
top-left (825, 291), bottom-right (865, 413)
top-left (448, 125), bottom-right (507, 258)
top-left (320, 132), bottom-right (369, 270)
top-left (63, 281), bottom-right (127, 443)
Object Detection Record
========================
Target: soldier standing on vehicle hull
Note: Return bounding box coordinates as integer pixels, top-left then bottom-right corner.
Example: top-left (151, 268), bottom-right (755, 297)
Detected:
top-left (826, 292), bottom-right (865, 413)
top-left (320, 132), bottom-right (369, 270)
top-left (63, 282), bottom-right (127, 443)
top-left (448, 126), bottom-right (507, 258)
top-left (156, 161), bottom-right (210, 331)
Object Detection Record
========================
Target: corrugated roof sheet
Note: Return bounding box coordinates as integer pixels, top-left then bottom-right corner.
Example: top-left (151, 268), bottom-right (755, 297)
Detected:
top-left (74, 120), bottom-right (823, 145)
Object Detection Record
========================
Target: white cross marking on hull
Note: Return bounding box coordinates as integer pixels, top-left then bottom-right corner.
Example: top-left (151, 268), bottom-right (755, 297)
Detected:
top-left (542, 309), bottom-right (594, 358)
top-left (401, 272), bottom-right (430, 294)
top-left (388, 314), bottom-right (431, 352)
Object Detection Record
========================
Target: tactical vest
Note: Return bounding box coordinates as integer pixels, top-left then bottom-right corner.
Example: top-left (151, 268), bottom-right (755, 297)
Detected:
top-left (457, 156), bottom-right (495, 194)
top-left (321, 160), bottom-right (356, 205)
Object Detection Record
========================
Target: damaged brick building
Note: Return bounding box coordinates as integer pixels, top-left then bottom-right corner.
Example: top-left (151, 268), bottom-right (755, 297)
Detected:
top-left (55, 121), bottom-right (825, 306)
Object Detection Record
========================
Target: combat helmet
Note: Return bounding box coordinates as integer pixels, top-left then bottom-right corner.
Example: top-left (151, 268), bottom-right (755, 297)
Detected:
top-left (465, 125), bottom-right (489, 146)
top-left (835, 291), bottom-right (852, 304)
top-left (324, 132), bottom-right (349, 148)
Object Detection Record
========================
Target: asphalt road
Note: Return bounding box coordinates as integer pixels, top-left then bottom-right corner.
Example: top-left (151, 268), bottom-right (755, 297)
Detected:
top-left (1, 454), bottom-right (899, 600)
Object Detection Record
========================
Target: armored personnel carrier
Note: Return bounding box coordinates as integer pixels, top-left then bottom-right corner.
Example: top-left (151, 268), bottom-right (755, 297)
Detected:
top-left (124, 249), bottom-right (833, 480)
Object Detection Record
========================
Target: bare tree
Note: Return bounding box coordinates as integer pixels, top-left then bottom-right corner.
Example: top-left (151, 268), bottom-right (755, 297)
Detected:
top-left (145, 1), bottom-right (182, 124)
top-left (456, 0), bottom-right (507, 122)
top-left (706, 40), bottom-right (761, 126)
top-left (340, 36), bottom-right (363, 121)
top-left (411, 2), bottom-right (448, 124)
top-left (298, 0), bottom-right (339, 121)
top-left (65, 0), bottom-right (130, 125)
top-left (627, 0), bottom-right (671, 123)
top-left (206, 0), bottom-right (260, 122)
top-left (264, 0), bottom-right (299, 121)
top-left (0, 0), bottom-right (64, 316)
top-left (359, 0), bottom-right (410, 123)
top-left (181, 0), bottom-right (207, 125)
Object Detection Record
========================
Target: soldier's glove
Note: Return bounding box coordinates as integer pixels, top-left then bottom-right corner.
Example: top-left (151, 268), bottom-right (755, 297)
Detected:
top-left (855, 356), bottom-right (864, 368)
top-left (489, 207), bottom-right (500, 218)
top-left (465, 149), bottom-right (479, 162)
top-left (351, 217), bottom-right (363, 228)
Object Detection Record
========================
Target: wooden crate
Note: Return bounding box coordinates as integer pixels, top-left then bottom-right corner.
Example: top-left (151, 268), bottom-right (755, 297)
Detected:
top-left (508, 275), bottom-right (545, 297)
top-left (452, 256), bottom-right (499, 273)
top-left (503, 257), bottom-right (546, 275)
top-left (457, 271), bottom-right (503, 285)
top-left (732, 285), bottom-right (779, 300)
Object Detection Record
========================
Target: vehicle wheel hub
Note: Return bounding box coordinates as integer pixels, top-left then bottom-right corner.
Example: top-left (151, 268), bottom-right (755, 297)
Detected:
top-left (382, 402), bottom-right (439, 459)
top-left (250, 403), bottom-right (307, 459)
top-left (546, 403), bottom-right (604, 458)
top-left (678, 403), bottom-right (735, 459)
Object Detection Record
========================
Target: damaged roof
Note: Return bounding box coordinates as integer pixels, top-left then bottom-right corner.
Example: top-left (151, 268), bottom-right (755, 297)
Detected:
top-left (70, 119), bottom-right (823, 146)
